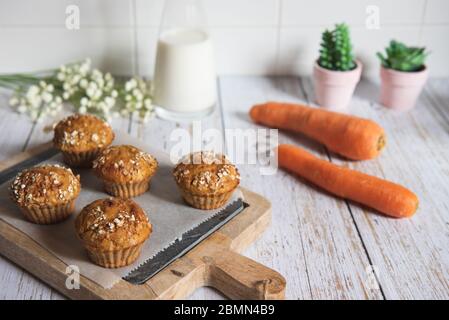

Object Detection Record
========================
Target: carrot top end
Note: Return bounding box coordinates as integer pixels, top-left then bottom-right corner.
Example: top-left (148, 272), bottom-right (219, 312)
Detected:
top-left (377, 134), bottom-right (386, 151)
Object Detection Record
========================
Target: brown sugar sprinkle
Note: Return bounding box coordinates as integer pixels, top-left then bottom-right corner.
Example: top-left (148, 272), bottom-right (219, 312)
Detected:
top-left (10, 164), bottom-right (80, 206)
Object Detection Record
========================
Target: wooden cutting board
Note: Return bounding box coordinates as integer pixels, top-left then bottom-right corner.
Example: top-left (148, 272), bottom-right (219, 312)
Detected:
top-left (0, 143), bottom-right (286, 300)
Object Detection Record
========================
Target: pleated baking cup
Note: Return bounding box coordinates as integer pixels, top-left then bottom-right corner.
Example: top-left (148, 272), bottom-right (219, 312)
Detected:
top-left (18, 200), bottom-right (76, 224)
top-left (85, 243), bottom-right (144, 268)
top-left (103, 179), bottom-right (151, 198)
top-left (61, 148), bottom-right (104, 168)
top-left (180, 188), bottom-right (236, 210)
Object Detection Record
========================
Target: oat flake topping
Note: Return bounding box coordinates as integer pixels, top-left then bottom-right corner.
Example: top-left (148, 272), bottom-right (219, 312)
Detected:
top-left (10, 164), bottom-right (81, 206)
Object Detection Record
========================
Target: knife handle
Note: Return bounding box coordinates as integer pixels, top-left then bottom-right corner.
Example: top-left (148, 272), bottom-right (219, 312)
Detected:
top-left (203, 246), bottom-right (286, 300)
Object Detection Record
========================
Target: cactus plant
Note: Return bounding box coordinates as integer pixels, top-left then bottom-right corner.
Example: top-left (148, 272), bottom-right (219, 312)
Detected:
top-left (318, 23), bottom-right (356, 71)
top-left (377, 40), bottom-right (429, 72)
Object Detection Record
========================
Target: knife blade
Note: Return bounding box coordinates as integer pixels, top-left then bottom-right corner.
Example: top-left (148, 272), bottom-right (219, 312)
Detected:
top-left (123, 198), bottom-right (248, 285)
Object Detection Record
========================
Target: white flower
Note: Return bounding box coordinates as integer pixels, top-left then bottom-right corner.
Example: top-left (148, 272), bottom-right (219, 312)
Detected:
top-left (10, 80), bottom-right (64, 122)
top-left (86, 86), bottom-right (96, 98)
top-left (80, 79), bottom-right (88, 88)
top-left (9, 97), bottom-right (19, 106)
top-left (105, 97), bottom-right (115, 107)
top-left (26, 85), bottom-right (39, 98)
top-left (6, 59), bottom-right (154, 124)
top-left (71, 74), bottom-right (81, 85)
top-left (125, 78), bottom-right (137, 91)
top-left (42, 92), bottom-right (53, 103)
top-left (119, 77), bottom-right (154, 122)
top-left (80, 97), bottom-right (88, 106)
top-left (17, 105), bottom-right (27, 113)
top-left (96, 77), bottom-right (105, 88)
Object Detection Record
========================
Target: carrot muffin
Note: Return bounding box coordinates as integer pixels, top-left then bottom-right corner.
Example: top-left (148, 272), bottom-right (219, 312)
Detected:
top-left (92, 145), bottom-right (158, 198)
top-left (10, 164), bottom-right (81, 224)
top-left (53, 114), bottom-right (115, 167)
top-left (173, 151), bottom-right (240, 210)
top-left (75, 197), bottom-right (152, 268)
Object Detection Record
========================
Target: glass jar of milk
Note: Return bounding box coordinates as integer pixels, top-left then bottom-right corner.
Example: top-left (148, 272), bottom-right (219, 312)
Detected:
top-left (154, 0), bottom-right (216, 121)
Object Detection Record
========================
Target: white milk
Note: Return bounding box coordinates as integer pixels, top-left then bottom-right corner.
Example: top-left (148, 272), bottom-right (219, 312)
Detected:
top-left (153, 28), bottom-right (216, 114)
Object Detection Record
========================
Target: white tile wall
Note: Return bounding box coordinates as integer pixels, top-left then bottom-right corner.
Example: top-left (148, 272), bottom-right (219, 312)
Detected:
top-left (0, 0), bottom-right (447, 77)
top-left (0, 28), bottom-right (134, 75)
top-left (136, 0), bottom-right (280, 27)
top-left (211, 28), bottom-right (278, 75)
top-left (282, 0), bottom-right (426, 26)
top-left (424, 0), bottom-right (449, 24)
top-left (421, 26), bottom-right (449, 77)
top-left (0, 0), bottom-right (133, 27)
top-left (352, 26), bottom-right (421, 78)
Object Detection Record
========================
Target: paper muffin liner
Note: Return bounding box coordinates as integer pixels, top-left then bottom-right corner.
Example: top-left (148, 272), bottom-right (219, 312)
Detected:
top-left (85, 243), bottom-right (144, 268)
top-left (180, 188), bottom-right (237, 210)
top-left (19, 200), bottom-right (75, 224)
top-left (103, 179), bottom-right (151, 198)
top-left (61, 148), bottom-right (104, 168)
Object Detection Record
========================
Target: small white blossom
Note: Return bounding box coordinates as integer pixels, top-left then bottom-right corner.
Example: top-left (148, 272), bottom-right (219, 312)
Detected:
top-left (10, 80), bottom-right (63, 121)
top-left (9, 97), bottom-right (19, 106)
top-left (5, 58), bottom-right (153, 124)
top-left (121, 77), bottom-right (154, 122)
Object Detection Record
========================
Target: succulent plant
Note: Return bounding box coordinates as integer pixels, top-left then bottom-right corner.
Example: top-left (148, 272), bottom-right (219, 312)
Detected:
top-left (318, 23), bottom-right (356, 71)
top-left (377, 40), bottom-right (429, 72)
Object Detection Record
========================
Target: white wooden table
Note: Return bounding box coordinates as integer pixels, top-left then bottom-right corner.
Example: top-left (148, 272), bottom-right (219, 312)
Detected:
top-left (0, 76), bottom-right (448, 300)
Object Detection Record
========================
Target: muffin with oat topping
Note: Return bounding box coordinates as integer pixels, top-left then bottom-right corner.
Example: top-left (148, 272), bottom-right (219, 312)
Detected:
top-left (10, 164), bottom-right (81, 224)
top-left (75, 197), bottom-right (152, 268)
top-left (173, 151), bottom-right (240, 210)
top-left (92, 145), bottom-right (158, 198)
top-left (53, 114), bottom-right (115, 167)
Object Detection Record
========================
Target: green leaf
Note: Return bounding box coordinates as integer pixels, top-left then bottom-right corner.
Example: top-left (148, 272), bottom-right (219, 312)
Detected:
top-left (317, 22), bottom-right (356, 71)
top-left (380, 39), bottom-right (429, 71)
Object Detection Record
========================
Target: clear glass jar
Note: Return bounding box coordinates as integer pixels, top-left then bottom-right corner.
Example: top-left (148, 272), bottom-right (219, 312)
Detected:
top-left (153, 0), bottom-right (216, 121)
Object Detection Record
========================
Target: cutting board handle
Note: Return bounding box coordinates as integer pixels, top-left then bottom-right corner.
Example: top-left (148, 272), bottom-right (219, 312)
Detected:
top-left (203, 246), bottom-right (286, 300)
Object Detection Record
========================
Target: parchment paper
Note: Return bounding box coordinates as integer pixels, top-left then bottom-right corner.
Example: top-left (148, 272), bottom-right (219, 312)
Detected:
top-left (0, 132), bottom-right (242, 289)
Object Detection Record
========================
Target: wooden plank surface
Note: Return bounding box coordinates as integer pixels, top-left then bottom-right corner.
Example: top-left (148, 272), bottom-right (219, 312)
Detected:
top-left (218, 77), bottom-right (383, 300)
top-left (0, 171), bottom-right (280, 300)
top-left (0, 77), bottom-right (448, 299)
top-left (301, 77), bottom-right (449, 299)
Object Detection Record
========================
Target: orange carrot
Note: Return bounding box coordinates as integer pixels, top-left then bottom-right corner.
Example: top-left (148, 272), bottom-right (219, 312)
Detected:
top-left (277, 144), bottom-right (418, 218)
top-left (250, 102), bottom-right (386, 160)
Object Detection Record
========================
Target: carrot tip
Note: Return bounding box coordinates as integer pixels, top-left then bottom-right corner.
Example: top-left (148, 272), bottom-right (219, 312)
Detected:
top-left (377, 134), bottom-right (386, 152)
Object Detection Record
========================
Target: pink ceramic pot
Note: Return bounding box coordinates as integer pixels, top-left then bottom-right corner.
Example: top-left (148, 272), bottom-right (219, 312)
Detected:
top-left (313, 60), bottom-right (362, 111)
top-left (379, 65), bottom-right (428, 111)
